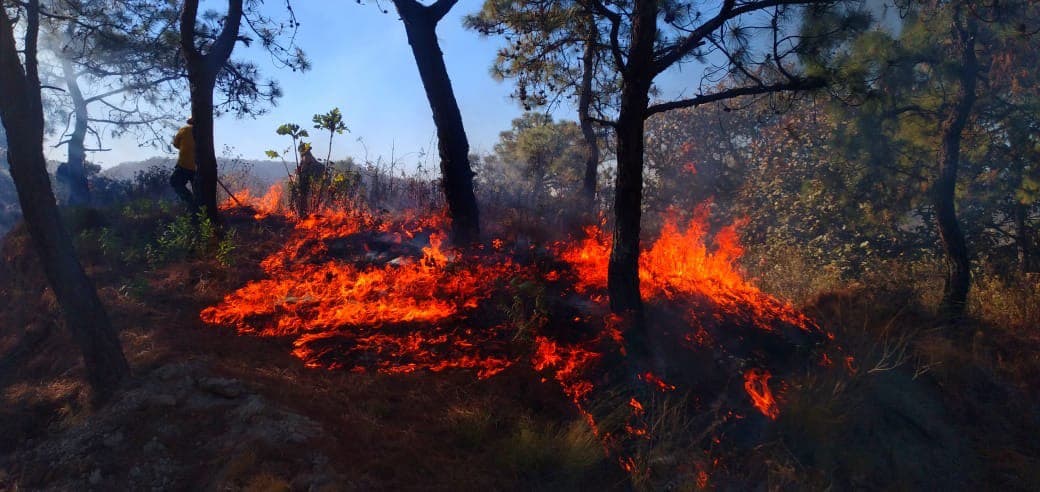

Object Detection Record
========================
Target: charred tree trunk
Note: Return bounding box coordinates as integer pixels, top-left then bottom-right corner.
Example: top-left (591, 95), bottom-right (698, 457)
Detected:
top-left (180, 0), bottom-right (243, 226)
top-left (393, 0), bottom-right (480, 244)
top-left (0, 1), bottom-right (129, 399)
top-left (935, 21), bottom-right (978, 320)
top-left (578, 18), bottom-right (600, 208)
top-left (608, 0), bottom-right (657, 318)
top-left (60, 57), bottom-right (91, 206)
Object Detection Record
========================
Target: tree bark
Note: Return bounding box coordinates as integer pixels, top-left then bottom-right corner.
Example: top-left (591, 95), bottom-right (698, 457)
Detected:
top-left (935, 20), bottom-right (977, 320)
top-left (59, 57), bottom-right (91, 206)
top-left (394, 0), bottom-right (481, 244)
top-left (0, 1), bottom-right (129, 400)
top-left (578, 17), bottom-right (600, 207)
top-left (608, 0), bottom-right (657, 317)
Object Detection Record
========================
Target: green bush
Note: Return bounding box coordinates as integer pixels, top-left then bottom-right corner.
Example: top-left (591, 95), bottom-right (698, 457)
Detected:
top-left (146, 209), bottom-right (236, 267)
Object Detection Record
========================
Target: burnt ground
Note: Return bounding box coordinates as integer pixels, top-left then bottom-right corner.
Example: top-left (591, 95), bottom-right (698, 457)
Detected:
top-left (0, 208), bottom-right (624, 491)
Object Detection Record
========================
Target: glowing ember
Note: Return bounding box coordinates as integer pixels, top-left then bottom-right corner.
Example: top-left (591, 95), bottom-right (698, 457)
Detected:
top-left (743, 368), bottom-right (780, 420)
top-left (640, 372), bottom-right (676, 392)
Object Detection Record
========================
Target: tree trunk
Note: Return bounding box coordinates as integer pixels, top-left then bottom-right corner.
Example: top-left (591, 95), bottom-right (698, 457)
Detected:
top-left (60, 57), bottom-right (91, 206)
top-left (935, 21), bottom-right (977, 320)
top-left (578, 18), bottom-right (599, 207)
top-left (1014, 199), bottom-right (1031, 275)
top-left (608, 0), bottom-right (657, 317)
top-left (395, 0), bottom-right (480, 244)
top-left (188, 70), bottom-right (220, 224)
top-left (0, 4), bottom-right (129, 400)
top-left (1009, 157), bottom-right (1032, 275)
top-left (180, 0), bottom-right (243, 227)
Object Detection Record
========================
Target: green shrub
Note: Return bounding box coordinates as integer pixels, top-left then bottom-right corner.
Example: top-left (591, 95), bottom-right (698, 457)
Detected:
top-left (146, 209), bottom-right (237, 268)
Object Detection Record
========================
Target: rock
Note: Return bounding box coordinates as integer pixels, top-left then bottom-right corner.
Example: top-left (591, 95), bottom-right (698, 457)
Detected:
top-left (143, 438), bottom-right (166, 454)
top-left (152, 363), bottom-right (201, 389)
top-left (145, 394), bottom-right (178, 408)
top-left (233, 395), bottom-right (266, 420)
top-left (102, 431), bottom-right (124, 448)
top-left (196, 377), bottom-right (245, 399)
top-left (88, 468), bottom-right (102, 485)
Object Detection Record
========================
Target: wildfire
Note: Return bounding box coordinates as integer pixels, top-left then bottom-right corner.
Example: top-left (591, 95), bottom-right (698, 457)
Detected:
top-left (201, 198), bottom-right (520, 378)
top-left (202, 191), bottom-right (828, 480)
top-left (221, 183), bottom-right (285, 219)
top-left (558, 209), bottom-right (816, 335)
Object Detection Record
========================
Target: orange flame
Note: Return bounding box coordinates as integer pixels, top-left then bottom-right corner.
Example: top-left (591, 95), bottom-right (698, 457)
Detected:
top-left (203, 198), bottom-right (824, 478)
top-left (221, 183), bottom-right (285, 219)
top-left (558, 211), bottom-right (815, 333)
top-left (200, 206), bottom-right (518, 378)
top-left (743, 368), bottom-right (780, 420)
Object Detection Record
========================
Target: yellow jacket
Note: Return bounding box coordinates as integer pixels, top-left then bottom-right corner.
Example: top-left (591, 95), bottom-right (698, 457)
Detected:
top-left (172, 125), bottom-right (196, 171)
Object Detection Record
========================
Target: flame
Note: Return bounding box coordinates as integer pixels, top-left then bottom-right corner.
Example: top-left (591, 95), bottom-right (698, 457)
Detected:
top-left (743, 368), bottom-right (780, 420)
top-left (201, 205), bottom-right (518, 378)
top-left (558, 210), bottom-right (815, 333)
top-left (221, 183), bottom-right (285, 219)
top-left (203, 196), bottom-right (827, 479)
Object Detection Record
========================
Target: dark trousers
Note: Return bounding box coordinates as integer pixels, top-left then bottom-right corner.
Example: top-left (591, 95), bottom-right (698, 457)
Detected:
top-left (170, 166), bottom-right (197, 211)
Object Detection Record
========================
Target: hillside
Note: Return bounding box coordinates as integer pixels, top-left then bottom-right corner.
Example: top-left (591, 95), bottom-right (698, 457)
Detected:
top-left (102, 157), bottom-right (291, 188)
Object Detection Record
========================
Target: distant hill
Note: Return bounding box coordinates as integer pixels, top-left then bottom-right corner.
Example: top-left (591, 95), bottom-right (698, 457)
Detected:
top-left (102, 157), bottom-right (291, 188)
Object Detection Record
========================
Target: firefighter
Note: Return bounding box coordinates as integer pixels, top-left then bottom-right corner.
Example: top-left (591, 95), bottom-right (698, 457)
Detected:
top-left (170, 117), bottom-right (197, 211)
top-left (295, 142), bottom-right (326, 215)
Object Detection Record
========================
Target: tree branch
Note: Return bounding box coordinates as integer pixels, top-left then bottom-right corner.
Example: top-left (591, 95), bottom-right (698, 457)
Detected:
top-left (653, 0), bottom-right (829, 76)
top-left (207, 0), bottom-right (244, 68)
top-left (645, 76), bottom-right (826, 117)
top-left (427, 0), bottom-right (458, 22)
top-left (583, 0), bottom-right (625, 72)
top-left (180, 0), bottom-right (201, 60)
top-left (25, 0), bottom-right (40, 87)
top-left (84, 76), bottom-right (181, 104)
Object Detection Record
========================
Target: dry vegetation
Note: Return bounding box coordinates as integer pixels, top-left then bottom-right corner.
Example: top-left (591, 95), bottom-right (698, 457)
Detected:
top-left (0, 194), bottom-right (1036, 490)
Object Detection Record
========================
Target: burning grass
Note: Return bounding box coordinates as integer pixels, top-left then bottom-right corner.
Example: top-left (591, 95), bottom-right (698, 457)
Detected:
top-left (200, 187), bottom-right (841, 485)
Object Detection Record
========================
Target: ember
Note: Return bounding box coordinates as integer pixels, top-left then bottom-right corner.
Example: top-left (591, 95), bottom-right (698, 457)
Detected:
top-left (743, 368), bottom-right (780, 420)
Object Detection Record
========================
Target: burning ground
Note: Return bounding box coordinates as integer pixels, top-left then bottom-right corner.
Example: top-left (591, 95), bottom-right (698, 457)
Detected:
top-left (198, 192), bottom-right (843, 485)
top-left (1, 191), bottom-right (1038, 490)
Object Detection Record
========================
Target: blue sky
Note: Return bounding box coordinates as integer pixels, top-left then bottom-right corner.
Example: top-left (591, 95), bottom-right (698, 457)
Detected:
top-left (65, 0), bottom-right (527, 170)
